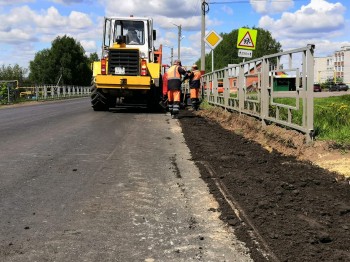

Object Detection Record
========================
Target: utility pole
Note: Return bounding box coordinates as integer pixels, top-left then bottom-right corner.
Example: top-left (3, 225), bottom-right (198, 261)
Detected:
top-left (201, 0), bottom-right (207, 72)
top-left (178, 25), bottom-right (181, 60)
top-left (164, 45), bottom-right (174, 65)
top-left (173, 23), bottom-right (182, 60)
top-left (170, 47), bottom-right (174, 64)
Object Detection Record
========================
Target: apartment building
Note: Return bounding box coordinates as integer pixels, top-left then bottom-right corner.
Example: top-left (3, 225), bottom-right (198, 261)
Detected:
top-left (334, 46), bottom-right (350, 84)
top-left (314, 46), bottom-right (350, 84)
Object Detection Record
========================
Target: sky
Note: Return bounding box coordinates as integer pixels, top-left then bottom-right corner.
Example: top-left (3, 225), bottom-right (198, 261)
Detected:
top-left (0, 0), bottom-right (349, 71)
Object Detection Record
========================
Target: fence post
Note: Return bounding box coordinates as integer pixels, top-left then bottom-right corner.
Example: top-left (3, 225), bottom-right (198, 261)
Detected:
top-left (261, 57), bottom-right (269, 126)
top-left (306, 44), bottom-right (315, 142)
top-left (238, 63), bottom-right (245, 113)
top-left (224, 68), bottom-right (229, 108)
top-left (44, 85), bottom-right (47, 99)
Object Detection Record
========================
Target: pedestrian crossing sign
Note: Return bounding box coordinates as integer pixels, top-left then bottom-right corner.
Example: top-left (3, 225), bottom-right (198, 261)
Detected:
top-left (237, 28), bottom-right (257, 50)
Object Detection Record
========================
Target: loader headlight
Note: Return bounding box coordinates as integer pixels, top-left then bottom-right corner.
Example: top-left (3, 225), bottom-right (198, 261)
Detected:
top-left (103, 50), bottom-right (109, 58)
top-left (140, 52), bottom-right (146, 59)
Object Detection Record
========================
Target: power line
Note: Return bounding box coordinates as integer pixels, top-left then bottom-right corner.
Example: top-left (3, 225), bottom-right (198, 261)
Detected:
top-left (193, 0), bottom-right (202, 16)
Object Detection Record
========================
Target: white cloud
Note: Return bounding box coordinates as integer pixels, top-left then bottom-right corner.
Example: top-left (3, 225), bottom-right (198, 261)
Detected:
top-left (0, 5), bottom-right (93, 32)
top-left (250, 0), bottom-right (294, 14)
top-left (0, 29), bottom-right (37, 44)
top-left (97, 0), bottom-right (217, 32)
top-left (154, 15), bottom-right (201, 31)
top-left (80, 39), bottom-right (97, 53)
top-left (52, 0), bottom-right (88, 4)
top-left (0, 5), bottom-right (98, 68)
top-left (258, 0), bottom-right (347, 54)
top-left (99, 0), bottom-right (199, 19)
top-left (68, 11), bottom-right (93, 29)
top-left (221, 5), bottom-right (233, 16)
top-left (0, 0), bottom-right (34, 6)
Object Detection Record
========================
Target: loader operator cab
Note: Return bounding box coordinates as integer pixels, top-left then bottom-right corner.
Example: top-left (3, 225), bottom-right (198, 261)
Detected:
top-left (103, 17), bottom-right (156, 63)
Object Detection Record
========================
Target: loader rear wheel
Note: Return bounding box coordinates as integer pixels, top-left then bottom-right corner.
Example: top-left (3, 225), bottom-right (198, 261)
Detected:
top-left (91, 84), bottom-right (113, 111)
top-left (147, 81), bottom-right (162, 112)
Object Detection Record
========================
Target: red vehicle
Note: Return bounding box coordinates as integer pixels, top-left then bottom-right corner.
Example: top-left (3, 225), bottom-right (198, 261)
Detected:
top-left (313, 84), bottom-right (322, 92)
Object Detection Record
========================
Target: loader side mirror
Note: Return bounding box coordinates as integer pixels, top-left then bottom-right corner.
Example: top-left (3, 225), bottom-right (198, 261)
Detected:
top-left (153, 30), bottom-right (156, 41)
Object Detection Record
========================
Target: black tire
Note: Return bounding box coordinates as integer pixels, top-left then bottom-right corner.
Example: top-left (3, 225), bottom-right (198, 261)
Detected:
top-left (147, 77), bottom-right (163, 112)
top-left (90, 84), bottom-right (111, 111)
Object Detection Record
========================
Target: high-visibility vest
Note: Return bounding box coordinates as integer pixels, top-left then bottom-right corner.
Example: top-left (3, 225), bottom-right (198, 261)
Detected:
top-left (192, 70), bottom-right (201, 80)
top-left (167, 66), bottom-right (181, 80)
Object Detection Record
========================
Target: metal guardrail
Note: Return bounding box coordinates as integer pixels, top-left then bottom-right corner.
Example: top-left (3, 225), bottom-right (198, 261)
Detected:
top-left (201, 45), bottom-right (315, 142)
top-left (27, 85), bottom-right (90, 100)
top-left (0, 85), bottom-right (91, 105)
top-left (0, 81), bottom-right (91, 105)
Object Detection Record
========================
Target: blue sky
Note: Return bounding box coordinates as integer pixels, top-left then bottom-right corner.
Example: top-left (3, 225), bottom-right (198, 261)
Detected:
top-left (0, 0), bottom-right (349, 70)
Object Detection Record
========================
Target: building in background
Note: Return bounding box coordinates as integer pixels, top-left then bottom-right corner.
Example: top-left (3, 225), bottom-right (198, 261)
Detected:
top-left (334, 46), bottom-right (350, 84)
top-left (314, 56), bottom-right (333, 83)
top-left (314, 46), bottom-right (350, 84)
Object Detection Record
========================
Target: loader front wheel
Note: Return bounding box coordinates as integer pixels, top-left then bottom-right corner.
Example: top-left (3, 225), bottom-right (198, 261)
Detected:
top-left (91, 84), bottom-right (112, 111)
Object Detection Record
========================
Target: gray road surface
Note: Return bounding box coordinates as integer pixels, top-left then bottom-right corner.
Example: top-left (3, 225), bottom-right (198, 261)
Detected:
top-left (0, 99), bottom-right (252, 262)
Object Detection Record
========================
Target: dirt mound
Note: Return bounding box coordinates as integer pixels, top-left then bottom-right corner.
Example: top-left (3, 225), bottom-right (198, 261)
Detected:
top-left (197, 107), bottom-right (350, 178)
top-left (179, 108), bottom-right (350, 261)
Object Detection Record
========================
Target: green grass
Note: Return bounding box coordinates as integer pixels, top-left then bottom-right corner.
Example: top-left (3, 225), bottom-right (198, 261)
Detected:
top-left (199, 100), bottom-right (213, 110)
top-left (270, 97), bottom-right (302, 125)
top-left (271, 95), bottom-right (350, 146)
top-left (314, 95), bottom-right (350, 146)
top-left (204, 94), bottom-right (350, 146)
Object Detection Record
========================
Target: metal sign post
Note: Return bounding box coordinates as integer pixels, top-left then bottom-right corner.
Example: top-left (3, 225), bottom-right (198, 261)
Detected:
top-left (212, 50), bottom-right (214, 72)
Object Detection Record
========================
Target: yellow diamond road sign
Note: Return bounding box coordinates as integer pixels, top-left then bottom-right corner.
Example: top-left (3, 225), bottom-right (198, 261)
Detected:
top-left (204, 30), bottom-right (223, 49)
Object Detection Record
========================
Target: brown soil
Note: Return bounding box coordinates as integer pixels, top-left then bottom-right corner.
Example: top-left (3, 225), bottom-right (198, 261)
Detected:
top-left (197, 107), bottom-right (350, 177)
top-left (179, 107), bottom-right (350, 261)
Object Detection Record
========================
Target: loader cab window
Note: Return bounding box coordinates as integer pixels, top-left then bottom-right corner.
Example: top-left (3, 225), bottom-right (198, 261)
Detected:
top-left (114, 20), bottom-right (144, 45)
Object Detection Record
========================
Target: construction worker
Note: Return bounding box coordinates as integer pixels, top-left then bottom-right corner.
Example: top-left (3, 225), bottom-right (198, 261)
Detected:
top-left (188, 64), bottom-right (202, 110)
top-left (167, 59), bottom-right (187, 118)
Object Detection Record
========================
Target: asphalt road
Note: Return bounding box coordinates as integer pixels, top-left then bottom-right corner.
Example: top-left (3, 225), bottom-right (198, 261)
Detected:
top-left (0, 98), bottom-right (252, 262)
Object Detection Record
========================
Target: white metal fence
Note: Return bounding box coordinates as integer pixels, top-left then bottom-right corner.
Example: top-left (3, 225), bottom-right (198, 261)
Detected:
top-left (29, 85), bottom-right (90, 100)
top-left (0, 85), bottom-right (91, 105)
top-left (201, 45), bottom-right (315, 142)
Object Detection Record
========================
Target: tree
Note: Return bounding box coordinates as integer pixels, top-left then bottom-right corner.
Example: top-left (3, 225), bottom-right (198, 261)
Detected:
top-left (29, 35), bottom-right (92, 86)
top-left (88, 52), bottom-right (99, 64)
top-left (0, 64), bottom-right (28, 84)
top-left (196, 27), bottom-right (282, 72)
top-left (29, 49), bottom-right (53, 84)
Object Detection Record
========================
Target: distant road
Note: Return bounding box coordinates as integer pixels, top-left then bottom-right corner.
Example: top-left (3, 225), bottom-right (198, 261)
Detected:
top-left (272, 89), bottom-right (349, 98)
top-left (314, 89), bottom-right (350, 97)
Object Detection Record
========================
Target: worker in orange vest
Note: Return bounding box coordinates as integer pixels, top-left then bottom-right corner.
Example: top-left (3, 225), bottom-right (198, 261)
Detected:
top-left (167, 59), bottom-right (187, 118)
top-left (188, 64), bottom-right (202, 110)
